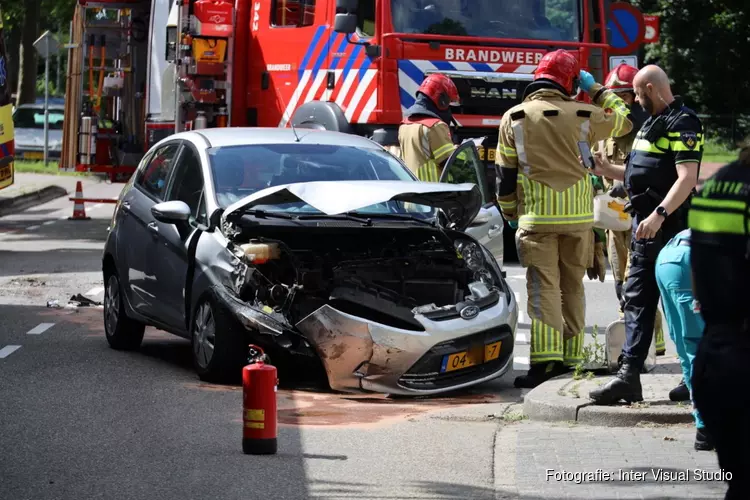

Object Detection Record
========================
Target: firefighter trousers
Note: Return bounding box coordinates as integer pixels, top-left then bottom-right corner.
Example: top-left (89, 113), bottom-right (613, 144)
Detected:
top-left (619, 240), bottom-right (666, 353)
top-left (655, 241), bottom-right (704, 429)
top-left (516, 229), bottom-right (592, 367)
top-left (607, 228), bottom-right (631, 300)
top-left (692, 328), bottom-right (750, 499)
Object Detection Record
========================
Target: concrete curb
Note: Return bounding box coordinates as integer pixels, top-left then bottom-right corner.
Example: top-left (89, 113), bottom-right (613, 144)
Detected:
top-left (0, 185), bottom-right (68, 217)
top-left (524, 374), bottom-right (693, 427)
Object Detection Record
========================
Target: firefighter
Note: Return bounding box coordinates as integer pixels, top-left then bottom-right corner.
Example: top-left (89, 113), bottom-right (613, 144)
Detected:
top-left (588, 65), bottom-right (703, 405)
top-left (600, 64), bottom-right (669, 361)
top-left (689, 137), bottom-right (750, 497)
top-left (495, 49), bottom-right (633, 388)
top-left (398, 73), bottom-right (459, 181)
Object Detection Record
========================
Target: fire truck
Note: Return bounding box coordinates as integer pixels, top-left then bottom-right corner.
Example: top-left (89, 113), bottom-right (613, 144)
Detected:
top-left (61, 0), bottom-right (632, 181)
top-left (0, 7), bottom-right (14, 190)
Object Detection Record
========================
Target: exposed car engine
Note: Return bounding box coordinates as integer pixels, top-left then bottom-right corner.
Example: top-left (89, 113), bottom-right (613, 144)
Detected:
top-left (227, 224), bottom-right (501, 332)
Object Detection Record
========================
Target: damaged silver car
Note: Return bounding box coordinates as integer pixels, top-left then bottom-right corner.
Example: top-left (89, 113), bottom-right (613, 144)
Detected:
top-left (102, 128), bottom-right (518, 395)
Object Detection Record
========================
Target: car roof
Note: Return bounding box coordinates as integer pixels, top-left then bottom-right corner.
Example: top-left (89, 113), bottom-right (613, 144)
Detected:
top-left (175, 127), bottom-right (385, 150)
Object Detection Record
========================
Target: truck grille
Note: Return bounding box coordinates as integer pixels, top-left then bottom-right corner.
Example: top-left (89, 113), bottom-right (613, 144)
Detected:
top-left (450, 76), bottom-right (531, 116)
top-left (398, 326), bottom-right (513, 391)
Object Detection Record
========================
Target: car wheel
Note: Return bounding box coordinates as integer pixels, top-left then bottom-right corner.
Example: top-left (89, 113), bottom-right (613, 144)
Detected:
top-left (104, 272), bottom-right (146, 350)
top-left (191, 296), bottom-right (246, 383)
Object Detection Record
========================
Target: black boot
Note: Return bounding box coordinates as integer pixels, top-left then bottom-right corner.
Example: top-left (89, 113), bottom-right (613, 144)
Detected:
top-left (589, 358), bottom-right (643, 405)
top-left (669, 378), bottom-right (690, 402)
top-left (514, 361), bottom-right (569, 389)
top-left (694, 428), bottom-right (715, 451)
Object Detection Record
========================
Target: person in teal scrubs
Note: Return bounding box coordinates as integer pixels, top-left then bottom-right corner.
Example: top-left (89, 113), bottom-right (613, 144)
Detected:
top-left (655, 228), bottom-right (712, 450)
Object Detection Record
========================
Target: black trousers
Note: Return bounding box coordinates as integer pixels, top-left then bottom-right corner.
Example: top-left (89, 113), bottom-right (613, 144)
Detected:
top-left (692, 326), bottom-right (750, 499)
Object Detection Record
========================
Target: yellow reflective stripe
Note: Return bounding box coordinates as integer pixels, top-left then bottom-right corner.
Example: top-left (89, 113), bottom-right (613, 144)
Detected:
top-left (530, 319), bottom-right (563, 362)
top-left (666, 131), bottom-right (704, 139)
top-left (632, 137), bottom-right (669, 153)
top-left (688, 209), bottom-right (746, 235)
top-left (433, 143), bottom-right (455, 163)
top-left (669, 139), bottom-right (704, 152)
top-left (499, 144), bottom-right (517, 157)
top-left (499, 200), bottom-right (517, 210)
top-left (518, 174), bottom-right (593, 225)
top-left (563, 331), bottom-right (584, 363)
top-left (691, 197), bottom-right (746, 211)
top-left (417, 160), bottom-right (440, 182)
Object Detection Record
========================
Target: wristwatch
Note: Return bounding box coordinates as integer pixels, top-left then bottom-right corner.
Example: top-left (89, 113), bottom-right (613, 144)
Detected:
top-left (655, 206), bottom-right (669, 219)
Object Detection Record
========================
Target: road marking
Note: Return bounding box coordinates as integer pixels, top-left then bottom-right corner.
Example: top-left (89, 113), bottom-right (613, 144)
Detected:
top-left (85, 287), bottom-right (104, 297)
top-left (91, 204), bottom-right (103, 210)
top-left (42, 220), bottom-right (56, 226)
top-left (515, 331), bottom-right (529, 345)
top-left (0, 345), bottom-right (21, 358)
top-left (513, 356), bottom-right (530, 371)
top-left (26, 225), bottom-right (40, 231)
top-left (27, 323), bottom-right (55, 335)
top-left (514, 292), bottom-right (528, 324)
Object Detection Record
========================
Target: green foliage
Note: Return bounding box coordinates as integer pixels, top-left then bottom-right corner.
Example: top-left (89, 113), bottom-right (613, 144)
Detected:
top-left (572, 324), bottom-right (605, 379)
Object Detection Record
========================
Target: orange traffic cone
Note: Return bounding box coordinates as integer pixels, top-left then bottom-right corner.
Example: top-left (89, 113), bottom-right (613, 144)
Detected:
top-left (69, 181), bottom-right (91, 220)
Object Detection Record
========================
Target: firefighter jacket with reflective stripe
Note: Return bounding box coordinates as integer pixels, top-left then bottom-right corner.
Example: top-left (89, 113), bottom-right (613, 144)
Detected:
top-left (495, 83), bottom-right (633, 233)
top-left (625, 98), bottom-right (703, 215)
top-left (398, 117), bottom-right (456, 182)
top-left (688, 159), bottom-right (750, 326)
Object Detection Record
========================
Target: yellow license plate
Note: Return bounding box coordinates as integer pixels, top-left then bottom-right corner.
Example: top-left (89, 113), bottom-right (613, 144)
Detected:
top-left (441, 341), bottom-right (502, 373)
top-left (24, 151), bottom-right (43, 160)
top-left (477, 146), bottom-right (496, 162)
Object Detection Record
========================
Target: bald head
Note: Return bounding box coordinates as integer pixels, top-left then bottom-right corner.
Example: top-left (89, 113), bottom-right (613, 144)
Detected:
top-left (633, 64), bottom-right (674, 115)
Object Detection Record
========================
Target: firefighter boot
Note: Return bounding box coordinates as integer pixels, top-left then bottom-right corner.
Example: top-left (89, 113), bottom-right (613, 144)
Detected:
top-left (669, 378), bottom-right (690, 402)
top-left (589, 359), bottom-right (643, 405)
top-left (695, 427), bottom-right (715, 451)
top-left (514, 361), bottom-right (569, 389)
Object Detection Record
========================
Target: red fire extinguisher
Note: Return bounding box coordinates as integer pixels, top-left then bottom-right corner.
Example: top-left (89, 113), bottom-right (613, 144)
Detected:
top-left (242, 345), bottom-right (278, 455)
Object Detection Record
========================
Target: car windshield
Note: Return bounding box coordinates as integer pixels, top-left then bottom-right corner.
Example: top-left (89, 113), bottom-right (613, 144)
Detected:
top-left (208, 143), bottom-right (435, 217)
top-left (390, 0), bottom-right (580, 42)
top-left (13, 107), bottom-right (65, 130)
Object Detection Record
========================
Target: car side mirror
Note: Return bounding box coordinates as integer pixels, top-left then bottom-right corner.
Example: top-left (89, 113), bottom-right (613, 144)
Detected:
top-left (469, 206), bottom-right (492, 227)
top-left (152, 201), bottom-right (191, 224)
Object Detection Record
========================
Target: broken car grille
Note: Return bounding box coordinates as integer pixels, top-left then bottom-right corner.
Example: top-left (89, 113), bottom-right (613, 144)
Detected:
top-left (398, 326), bottom-right (513, 391)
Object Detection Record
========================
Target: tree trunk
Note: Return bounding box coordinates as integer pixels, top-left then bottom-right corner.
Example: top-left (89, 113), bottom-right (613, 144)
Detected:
top-left (16, 0), bottom-right (40, 105)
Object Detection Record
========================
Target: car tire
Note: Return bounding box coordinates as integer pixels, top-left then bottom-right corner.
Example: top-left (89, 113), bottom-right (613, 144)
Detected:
top-left (103, 271), bottom-right (146, 350)
top-left (191, 295), bottom-right (247, 384)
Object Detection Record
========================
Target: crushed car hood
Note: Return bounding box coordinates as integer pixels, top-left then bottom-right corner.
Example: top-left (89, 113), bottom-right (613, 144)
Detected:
top-left (221, 181), bottom-right (482, 230)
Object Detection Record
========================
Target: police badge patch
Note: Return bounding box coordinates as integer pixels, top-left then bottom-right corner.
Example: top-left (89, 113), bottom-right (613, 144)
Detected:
top-left (680, 131), bottom-right (698, 150)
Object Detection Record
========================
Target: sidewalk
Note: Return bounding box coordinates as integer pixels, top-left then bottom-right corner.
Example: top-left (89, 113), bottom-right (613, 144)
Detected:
top-left (523, 355), bottom-right (693, 426)
top-left (0, 173), bottom-right (112, 217)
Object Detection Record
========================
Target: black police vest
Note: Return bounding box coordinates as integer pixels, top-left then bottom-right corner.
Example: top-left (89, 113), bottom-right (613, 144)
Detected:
top-left (624, 106), bottom-right (700, 208)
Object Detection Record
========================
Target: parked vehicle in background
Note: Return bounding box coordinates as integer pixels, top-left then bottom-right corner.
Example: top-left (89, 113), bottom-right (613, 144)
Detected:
top-left (12, 103), bottom-right (65, 161)
top-left (0, 8), bottom-right (14, 190)
top-left (102, 127), bottom-right (517, 394)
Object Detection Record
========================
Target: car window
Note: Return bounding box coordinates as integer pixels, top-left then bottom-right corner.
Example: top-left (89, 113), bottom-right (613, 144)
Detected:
top-left (12, 107), bottom-right (65, 130)
top-left (442, 145), bottom-right (491, 204)
top-left (166, 146), bottom-right (207, 224)
top-left (207, 143), bottom-right (418, 210)
top-left (136, 143), bottom-right (180, 200)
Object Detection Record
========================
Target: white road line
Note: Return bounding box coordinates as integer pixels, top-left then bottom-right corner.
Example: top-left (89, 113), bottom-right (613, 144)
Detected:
top-left (26, 225), bottom-right (40, 231)
top-left (0, 345), bottom-right (21, 359)
top-left (59, 215), bottom-right (69, 220)
top-left (90, 204), bottom-right (103, 210)
top-left (85, 287), bottom-right (104, 297)
top-left (42, 220), bottom-right (56, 226)
top-left (515, 331), bottom-right (529, 345)
top-left (513, 356), bottom-right (530, 371)
top-left (26, 323), bottom-right (55, 335)
top-left (514, 292), bottom-right (529, 324)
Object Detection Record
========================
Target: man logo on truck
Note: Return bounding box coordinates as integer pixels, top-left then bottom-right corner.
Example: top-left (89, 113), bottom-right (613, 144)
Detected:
top-left (470, 87), bottom-right (518, 100)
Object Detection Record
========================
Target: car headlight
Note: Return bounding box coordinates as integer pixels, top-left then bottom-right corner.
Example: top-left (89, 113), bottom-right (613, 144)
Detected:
top-left (454, 240), bottom-right (485, 271)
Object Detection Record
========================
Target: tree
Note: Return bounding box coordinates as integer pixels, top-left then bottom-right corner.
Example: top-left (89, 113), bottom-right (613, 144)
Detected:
top-left (15, 0), bottom-right (40, 105)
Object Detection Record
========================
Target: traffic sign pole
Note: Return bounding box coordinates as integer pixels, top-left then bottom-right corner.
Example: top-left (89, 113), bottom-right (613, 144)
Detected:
top-left (43, 36), bottom-right (49, 167)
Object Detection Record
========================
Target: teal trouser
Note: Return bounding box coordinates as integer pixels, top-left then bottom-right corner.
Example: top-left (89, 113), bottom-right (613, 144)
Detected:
top-left (655, 239), bottom-right (705, 429)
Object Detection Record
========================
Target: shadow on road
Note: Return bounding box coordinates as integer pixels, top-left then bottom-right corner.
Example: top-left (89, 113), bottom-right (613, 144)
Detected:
top-left (0, 249), bottom-right (104, 277)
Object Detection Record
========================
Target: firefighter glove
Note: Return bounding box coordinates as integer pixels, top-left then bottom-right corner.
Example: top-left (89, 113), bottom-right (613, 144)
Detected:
top-left (578, 70), bottom-right (596, 92)
top-left (608, 180), bottom-right (627, 199)
top-left (587, 241), bottom-right (606, 282)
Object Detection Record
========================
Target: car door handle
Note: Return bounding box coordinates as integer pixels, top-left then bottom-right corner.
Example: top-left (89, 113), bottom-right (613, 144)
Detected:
top-left (488, 224), bottom-right (502, 238)
top-left (147, 222), bottom-right (159, 235)
top-left (121, 201), bottom-right (131, 213)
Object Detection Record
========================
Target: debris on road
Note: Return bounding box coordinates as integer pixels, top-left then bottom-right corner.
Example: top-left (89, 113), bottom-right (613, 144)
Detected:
top-left (47, 293), bottom-right (102, 309)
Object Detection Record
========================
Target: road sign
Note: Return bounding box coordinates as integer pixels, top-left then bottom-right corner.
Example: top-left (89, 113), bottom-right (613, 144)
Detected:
top-left (607, 2), bottom-right (645, 55)
top-left (33, 31), bottom-right (60, 59)
top-left (643, 15), bottom-right (660, 43)
top-left (609, 55), bottom-right (638, 72)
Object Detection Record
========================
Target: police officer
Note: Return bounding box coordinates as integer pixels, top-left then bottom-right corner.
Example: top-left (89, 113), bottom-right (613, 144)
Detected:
top-left (599, 64), bottom-right (671, 365)
top-left (588, 65), bottom-right (703, 405)
top-left (689, 137), bottom-right (750, 497)
top-left (399, 73), bottom-right (459, 181)
top-left (495, 49), bottom-right (633, 388)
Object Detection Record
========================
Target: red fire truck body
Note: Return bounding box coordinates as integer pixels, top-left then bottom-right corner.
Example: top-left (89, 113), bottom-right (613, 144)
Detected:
top-left (64, 0), bottom-right (624, 177)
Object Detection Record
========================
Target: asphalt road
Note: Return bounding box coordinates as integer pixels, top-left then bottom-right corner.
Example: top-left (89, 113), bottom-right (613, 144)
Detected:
top-left (0, 182), bottom-right (664, 500)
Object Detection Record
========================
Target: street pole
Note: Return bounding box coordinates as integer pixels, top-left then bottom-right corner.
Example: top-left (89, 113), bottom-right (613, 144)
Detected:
top-left (44, 35), bottom-right (50, 167)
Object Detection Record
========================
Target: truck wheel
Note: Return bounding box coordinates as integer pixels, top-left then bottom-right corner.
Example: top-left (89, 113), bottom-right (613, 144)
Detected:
top-left (191, 296), bottom-right (246, 384)
top-left (103, 272), bottom-right (146, 350)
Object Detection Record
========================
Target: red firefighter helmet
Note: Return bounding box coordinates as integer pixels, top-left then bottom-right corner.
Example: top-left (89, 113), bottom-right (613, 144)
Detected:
top-left (534, 49), bottom-right (581, 94)
top-left (417, 73), bottom-right (460, 111)
top-left (604, 63), bottom-right (638, 93)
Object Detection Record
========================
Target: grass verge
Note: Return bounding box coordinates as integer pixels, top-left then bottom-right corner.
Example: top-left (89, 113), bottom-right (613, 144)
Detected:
top-left (703, 139), bottom-right (739, 164)
top-left (13, 161), bottom-right (87, 176)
